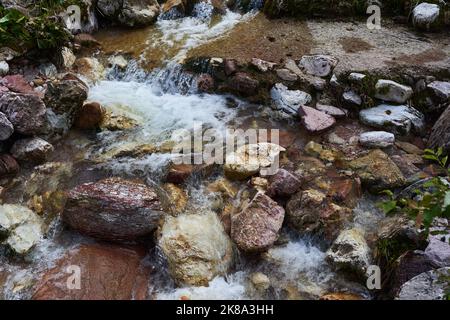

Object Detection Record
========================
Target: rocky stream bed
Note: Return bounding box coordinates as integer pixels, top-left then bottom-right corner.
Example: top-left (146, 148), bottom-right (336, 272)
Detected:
top-left (0, 0), bottom-right (450, 300)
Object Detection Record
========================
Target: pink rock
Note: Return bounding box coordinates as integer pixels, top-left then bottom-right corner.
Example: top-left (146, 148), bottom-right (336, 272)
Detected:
top-left (0, 75), bottom-right (35, 94)
top-left (298, 105), bottom-right (336, 132)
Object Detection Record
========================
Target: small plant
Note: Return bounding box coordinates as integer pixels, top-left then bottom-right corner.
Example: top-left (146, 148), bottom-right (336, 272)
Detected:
top-left (378, 147), bottom-right (450, 236)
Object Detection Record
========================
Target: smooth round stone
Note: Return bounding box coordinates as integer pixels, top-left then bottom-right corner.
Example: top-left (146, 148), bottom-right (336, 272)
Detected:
top-left (359, 131), bottom-right (395, 148)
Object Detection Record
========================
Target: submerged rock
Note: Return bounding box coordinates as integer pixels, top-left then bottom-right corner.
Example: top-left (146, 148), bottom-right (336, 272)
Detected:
top-left (10, 138), bottom-right (54, 164)
top-left (326, 228), bottom-right (371, 277)
top-left (159, 211), bottom-right (233, 286)
top-left (63, 178), bottom-right (167, 242)
top-left (359, 104), bottom-right (425, 135)
top-left (298, 105), bottom-right (336, 132)
top-left (397, 267), bottom-right (450, 300)
top-left (374, 80), bottom-right (413, 104)
top-left (231, 192), bottom-right (285, 252)
top-left (271, 83), bottom-right (312, 115)
top-left (0, 92), bottom-right (47, 135)
top-left (428, 105), bottom-right (450, 153)
top-left (348, 149), bottom-right (406, 191)
top-left (0, 204), bottom-right (43, 255)
top-left (298, 55), bottom-right (338, 78)
top-left (33, 244), bottom-right (151, 300)
top-left (359, 131), bottom-right (395, 148)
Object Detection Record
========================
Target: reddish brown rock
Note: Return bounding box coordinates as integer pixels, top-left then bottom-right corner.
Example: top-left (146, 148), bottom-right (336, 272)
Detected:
top-left (228, 72), bottom-right (259, 97)
top-left (0, 154), bottom-right (19, 177)
top-left (231, 193), bottom-right (285, 252)
top-left (0, 75), bottom-right (34, 94)
top-left (0, 92), bottom-right (47, 135)
top-left (74, 33), bottom-right (101, 47)
top-left (328, 177), bottom-right (362, 208)
top-left (32, 244), bottom-right (151, 300)
top-left (166, 164), bottom-right (194, 184)
top-left (10, 137), bottom-right (54, 164)
top-left (197, 73), bottom-right (215, 93)
top-left (320, 293), bottom-right (364, 300)
top-left (298, 105), bottom-right (336, 132)
top-left (267, 169), bottom-right (302, 198)
top-left (224, 59), bottom-right (238, 76)
top-left (63, 178), bottom-right (167, 242)
top-left (74, 102), bottom-right (105, 130)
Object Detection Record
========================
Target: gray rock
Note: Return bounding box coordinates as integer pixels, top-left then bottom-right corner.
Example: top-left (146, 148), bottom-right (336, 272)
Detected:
top-left (38, 63), bottom-right (58, 78)
top-left (251, 58), bottom-right (276, 72)
top-left (425, 238), bottom-right (450, 268)
top-left (427, 81), bottom-right (450, 102)
top-left (0, 112), bottom-right (13, 141)
top-left (159, 211), bottom-right (233, 286)
top-left (359, 104), bottom-right (425, 135)
top-left (0, 204), bottom-right (43, 255)
top-left (348, 72), bottom-right (366, 83)
top-left (326, 228), bottom-right (371, 277)
top-left (397, 267), bottom-right (450, 300)
top-left (343, 90), bottom-right (362, 106)
top-left (359, 131), bottom-right (395, 148)
top-left (0, 61), bottom-right (9, 76)
top-left (270, 83), bottom-right (312, 115)
top-left (316, 104), bottom-right (347, 118)
top-left (10, 137), bottom-right (54, 164)
top-left (412, 3), bottom-right (440, 31)
top-left (118, 0), bottom-right (160, 27)
top-left (374, 80), bottom-right (413, 104)
top-left (428, 105), bottom-right (450, 153)
top-left (276, 69), bottom-right (298, 82)
top-left (298, 55), bottom-right (338, 78)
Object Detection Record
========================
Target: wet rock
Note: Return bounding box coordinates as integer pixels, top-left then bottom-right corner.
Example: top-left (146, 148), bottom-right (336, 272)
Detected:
top-left (73, 57), bottom-right (105, 83)
top-left (38, 63), bottom-right (58, 78)
top-left (397, 267), bottom-right (450, 300)
top-left (57, 47), bottom-right (76, 69)
top-left (0, 154), bottom-right (19, 177)
top-left (0, 61), bottom-right (9, 76)
top-left (320, 293), bottom-right (364, 300)
top-left (395, 141), bottom-right (423, 155)
top-left (74, 33), bottom-right (101, 47)
top-left (359, 104), bottom-right (425, 135)
top-left (100, 112), bottom-right (138, 131)
top-left (267, 168), bottom-right (302, 198)
top-left (425, 238), bottom-right (450, 268)
top-left (108, 55), bottom-right (128, 69)
top-left (286, 189), bottom-right (352, 244)
top-left (33, 244), bottom-right (151, 300)
top-left (276, 69), bottom-right (298, 81)
top-left (0, 75), bottom-right (34, 94)
top-left (97, 0), bottom-right (123, 18)
top-left (24, 162), bottom-right (73, 199)
top-left (327, 176), bottom-right (362, 208)
top-left (428, 105), bottom-right (450, 153)
top-left (0, 204), bottom-right (43, 255)
top-left (375, 80), bottom-right (413, 104)
top-left (63, 178), bottom-right (167, 242)
top-left (427, 81), bottom-right (450, 102)
top-left (250, 272), bottom-right (271, 291)
top-left (162, 183), bottom-right (188, 215)
top-left (359, 131), bottom-right (395, 148)
top-left (251, 58), bottom-right (276, 72)
top-left (224, 59), bottom-right (238, 76)
top-left (10, 138), bottom-right (54, 164)
top-left (342, 90), bottom-right (362, 106)
top-left (326, 228), bottom-right (371, 277)
top-left (74, 102), bottom-right (105, 130)
top-left (298, 55), bottom-right (338, 78)
top-left (304, 141), bottom-right (338, 162)
top-left (231, 192), bottom-right (285, 252)
top-left (0, 112), bottom-right (13, 141)
top-left (348, 149), bottom-right (406, 191)
top-left (159, 211), bottom-right (233, 286)
top-left (316, 104), bottom-right (347, 118)
top-left (197, 73), bottom-right (215, 93)
top-left (166, 163), bottom-right (194, 184)
top-left (412, 3), bottom-right (441, 31)
top-left (224, 143), bottom-right (285, 180)
top-left (271, 83), bottom-right (312, 115)
top-left (0, 92), bottom-right (47, 135)
top-left (120, 0), bottom-right (160, 26)
top-left (298, 105), bottom-right (336, 132)
top-left (228, 72), bottom-right (259, 96)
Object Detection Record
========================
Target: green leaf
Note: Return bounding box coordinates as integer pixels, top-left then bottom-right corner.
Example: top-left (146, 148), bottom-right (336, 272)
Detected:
top-left (379, 200), bottom-right (398, 214)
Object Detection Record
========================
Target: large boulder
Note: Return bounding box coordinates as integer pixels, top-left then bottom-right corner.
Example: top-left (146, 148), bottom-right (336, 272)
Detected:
top-left (0, 204), bottom-right (43, 255)
top-left (428, 104), bottom-right (450, 153)
top-left (32, 244), bottom-right (151, 300)
top-left (360, 104), bottom-right (425, 135)
top-left (10, 138), bottom-right (54, 164)
top-left (271, 83), bottom-right (312, 115)
top-left (97, 0), bottom-right (160, 26)
top-left (62, 178), bottom-right (167, 242)
top-left (374, 80), bottom-right (413, 104)
top-left (397, 267), bottom-right (450, 300)
top-left (231, 192), bottom-right (285, 252)
top-left (348, 149), bottom-right (406, 191)
top-left (0, 92), bottom-right (47, 135)
top-left (326, 228), bottom-right (371, 277)
top-left (286, 189), bottom-right (353, 244)
top-left (159, 211), bottom-right (233, 286)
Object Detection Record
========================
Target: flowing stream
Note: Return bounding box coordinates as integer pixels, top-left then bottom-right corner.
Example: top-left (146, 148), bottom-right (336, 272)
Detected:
top-left (1, 4), bottom-right (380, 300)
